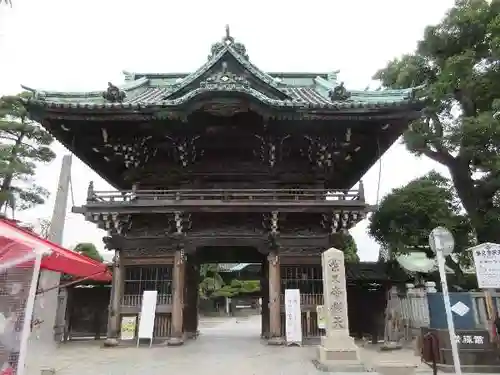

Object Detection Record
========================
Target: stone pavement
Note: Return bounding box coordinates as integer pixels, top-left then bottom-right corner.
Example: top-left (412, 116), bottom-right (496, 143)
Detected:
top-left (25, 316), bottom-right (423, 375)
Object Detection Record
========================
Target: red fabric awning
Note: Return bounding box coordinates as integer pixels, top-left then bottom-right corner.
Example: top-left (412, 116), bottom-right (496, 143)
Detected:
top-left (0, 218), bottom-right (112, 281)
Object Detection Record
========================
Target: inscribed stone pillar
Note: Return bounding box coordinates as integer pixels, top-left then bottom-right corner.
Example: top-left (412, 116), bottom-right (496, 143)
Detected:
top-left (168, 250), bottom-right (185, 346)
top-left (104, 251), bottom-right (122, 347)
top-left (29, 154), bottom-right (72, 370)
top-left (317, 247), bottom-right (363, 370)
top-left (267, 252), bottom-right (283, 345)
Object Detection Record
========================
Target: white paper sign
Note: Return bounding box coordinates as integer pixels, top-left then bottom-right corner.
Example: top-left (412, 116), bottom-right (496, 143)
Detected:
top-left (471, 243), bottom-right (500, 288)
top-left (284, 289), bottom-right (302, 345)
top-left (137, 290), bottom-right (158, 347)
top-left (316, 305), bottom-right (326, 329)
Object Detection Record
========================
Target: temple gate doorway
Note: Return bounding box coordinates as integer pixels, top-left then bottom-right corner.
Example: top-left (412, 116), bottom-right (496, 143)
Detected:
top-left (186, 246), bottom-right (267, 339)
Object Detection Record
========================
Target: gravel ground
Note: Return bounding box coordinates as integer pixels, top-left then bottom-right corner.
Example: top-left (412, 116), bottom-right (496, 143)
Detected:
top-left (25, 316), bottom-right (425, 375)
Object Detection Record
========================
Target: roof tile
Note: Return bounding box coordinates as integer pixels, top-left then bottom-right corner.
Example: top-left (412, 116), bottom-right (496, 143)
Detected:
top-left (22, 31), bottom-right (424, 112)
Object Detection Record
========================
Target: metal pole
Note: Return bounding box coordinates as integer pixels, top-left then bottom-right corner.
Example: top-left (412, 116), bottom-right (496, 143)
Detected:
top-left (17, 250), bottom-right (44, 375)
top-left (435, 245), bottom-right (462, 375)
top-left (485, 288), bottom-right (498, 342)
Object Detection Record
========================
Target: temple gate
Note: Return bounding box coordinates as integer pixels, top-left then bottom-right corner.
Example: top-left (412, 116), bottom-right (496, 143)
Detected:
top-left (23, 26), bottom-right (424, 346)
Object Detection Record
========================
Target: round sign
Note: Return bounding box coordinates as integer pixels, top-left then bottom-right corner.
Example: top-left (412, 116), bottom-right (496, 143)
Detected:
top-left (429, 226), bottom-right (455, 256)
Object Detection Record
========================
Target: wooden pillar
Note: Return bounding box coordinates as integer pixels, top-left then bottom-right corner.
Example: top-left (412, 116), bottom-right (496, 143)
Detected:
top-left (261, 259), bottom-right (270, 338)
top-left (168, 249), bottom-right (185, 346)
top-left (104, 250), bottom-right (122, 347)
top-left (268, 251), bottom-right (283, 345)
top-left (184, 257), bottom-right (199, 339)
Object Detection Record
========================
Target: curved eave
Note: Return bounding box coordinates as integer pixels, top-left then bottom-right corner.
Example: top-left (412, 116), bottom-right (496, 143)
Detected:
top-left (23, 95), bottom-right (426, 114)
top-left (20, 77), bottom-right (150, 102)
top-left (314, 77), bottom-right (426, 102)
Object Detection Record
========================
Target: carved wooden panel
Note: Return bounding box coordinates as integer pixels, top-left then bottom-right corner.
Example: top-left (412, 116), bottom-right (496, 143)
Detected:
top-left (190, 212), bottom-right (265, 236)
top-left (126, 214), bottom-right (174, 237)
top-left (121, 246), bottom-right (177, 258)
top-left (278, 247), bottom-right (323, 256)
top-left (278, 212), bottom-right (326, 236)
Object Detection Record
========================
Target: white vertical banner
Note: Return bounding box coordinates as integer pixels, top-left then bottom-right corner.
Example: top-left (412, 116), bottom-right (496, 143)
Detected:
top-left (137, 290), bottom-right (158, 347)
top-left (284, 289), bottom-right (302, 346)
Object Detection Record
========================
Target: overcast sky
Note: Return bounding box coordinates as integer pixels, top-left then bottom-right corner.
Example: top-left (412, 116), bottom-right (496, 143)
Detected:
top-left (0, 0), bottom-right (454, 262)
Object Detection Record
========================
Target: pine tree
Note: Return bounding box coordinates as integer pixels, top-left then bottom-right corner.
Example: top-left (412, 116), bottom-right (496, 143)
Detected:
top-left (74, 243), bottom-right (104, 262)
top-left (374, 0), bottom-right (500, 242)
top-left (0, 94), bottom-right (56, 214)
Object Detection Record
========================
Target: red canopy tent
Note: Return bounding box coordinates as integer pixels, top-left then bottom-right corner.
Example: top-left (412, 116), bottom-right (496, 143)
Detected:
top-left (0, 218), bottom-right (112, 282)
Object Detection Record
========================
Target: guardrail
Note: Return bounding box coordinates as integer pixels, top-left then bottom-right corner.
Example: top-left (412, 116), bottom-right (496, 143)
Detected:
top-left (87, 188), bottom-right (364, 203)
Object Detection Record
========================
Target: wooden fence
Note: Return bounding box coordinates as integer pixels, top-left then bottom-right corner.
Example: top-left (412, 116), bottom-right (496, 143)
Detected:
top-left (388, 283), bottom-right (500, 341)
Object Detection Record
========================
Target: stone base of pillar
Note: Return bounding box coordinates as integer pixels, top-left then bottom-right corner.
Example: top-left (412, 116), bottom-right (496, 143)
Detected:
top-left (167, 336), bottom-right (184, 346)
top-left (267, 336), bottom-right (285, 346)
top-left (103, 338), bottom-right (119, 347)
top-left (185, 330), bottom-right (199, 339)
top-left (40, 368), bottom-right (56, 375)
top-left (314, 333), bottom-right (367, 372)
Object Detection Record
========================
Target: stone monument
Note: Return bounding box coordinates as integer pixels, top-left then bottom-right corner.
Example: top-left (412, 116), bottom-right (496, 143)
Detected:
top-left (315, 247), bottom-right (366, 372)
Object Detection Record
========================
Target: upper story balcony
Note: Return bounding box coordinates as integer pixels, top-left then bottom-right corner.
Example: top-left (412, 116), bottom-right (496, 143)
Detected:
top-left (74, 183), bottom-right (369, 214)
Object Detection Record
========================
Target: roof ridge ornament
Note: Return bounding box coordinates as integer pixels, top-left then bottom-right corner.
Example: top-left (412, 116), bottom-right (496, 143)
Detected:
top-left (329, 81), bottom-right (351, 102)
top-left (223, 24), bottom-right (234, 45)
top-left (103, 82), bottom-right (126, 103)
top-left (208, 25), bottom-right (249, 60)
top-left (325, 70), bottom-right (351, 101)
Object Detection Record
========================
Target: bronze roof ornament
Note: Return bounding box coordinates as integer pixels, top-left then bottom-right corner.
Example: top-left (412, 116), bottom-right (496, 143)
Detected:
top-left (329, 82), bottom-right (351, 101)
top-left (103, 82), bottom-right (126, 103)
top-left (223, 24), bottom-right (234, 45)
top-left (208, 25), bottom-right (249, 61)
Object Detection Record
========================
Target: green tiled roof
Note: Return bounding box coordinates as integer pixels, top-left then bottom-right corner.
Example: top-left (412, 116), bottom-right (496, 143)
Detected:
top-left (22, 28), bottom-right (424, 112)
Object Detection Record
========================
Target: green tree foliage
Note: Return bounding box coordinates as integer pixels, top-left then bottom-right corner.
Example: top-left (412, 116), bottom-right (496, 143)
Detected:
top-left (74, 242), bottom-right (104, 262)
top-left (198, 264), bottom-right (225, 299)
top-left (336, 233), bottom-right (360, 262)
top-left (198, 264), bottom-right (261, 299)
top-left (369, 171), bottom-right (474, 277)
top-left (373, 0), bottom-right (500, 243)
top-left (211, 279), bottom-right (261, 298)
top-left (0, 94), bottom-right (55, 214)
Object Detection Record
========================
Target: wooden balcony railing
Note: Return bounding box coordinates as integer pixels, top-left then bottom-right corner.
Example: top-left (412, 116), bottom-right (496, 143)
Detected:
top-left (87, 188), bottom-right (364, 204)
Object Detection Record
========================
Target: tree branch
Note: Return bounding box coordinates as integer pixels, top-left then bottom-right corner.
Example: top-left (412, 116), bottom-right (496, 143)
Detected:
top-left (428, 113), bottom-right (455, 158)
top-left (420, 147), bottom-right (455, 166)
top-left (477, 171), bottom-right (500, 199)
top-left (410, 113), bottom-right (456, 167)
top-left (20, 141), bottom-right (39, 153)
top-left (454, 88), bottom-right (477, 118)
top-left (0, 135), bottom-right (17, 142)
